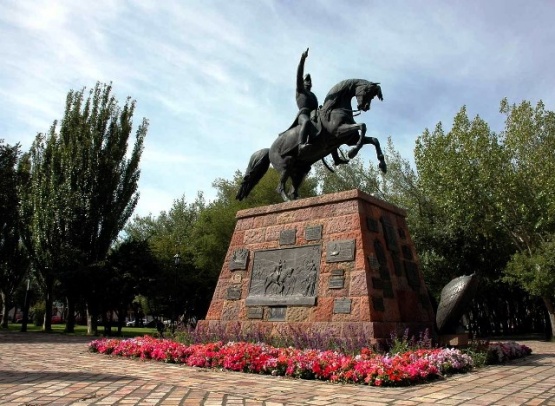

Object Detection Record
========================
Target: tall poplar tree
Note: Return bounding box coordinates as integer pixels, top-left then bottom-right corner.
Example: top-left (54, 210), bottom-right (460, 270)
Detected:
top-left (0, 141), bottom-right (28, 328)
top-left (20, 82), bottom-right (148, 333)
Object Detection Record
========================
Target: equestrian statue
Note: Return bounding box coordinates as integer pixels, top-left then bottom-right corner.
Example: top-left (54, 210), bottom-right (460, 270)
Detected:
top-left (236, 48), bottom-right (387, 202)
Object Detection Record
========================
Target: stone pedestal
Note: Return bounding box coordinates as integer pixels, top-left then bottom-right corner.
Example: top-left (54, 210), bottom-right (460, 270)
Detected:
top-left (439, 333), bottom-right (469, 347)
top-left (197, 189), bottom-right (435, 343)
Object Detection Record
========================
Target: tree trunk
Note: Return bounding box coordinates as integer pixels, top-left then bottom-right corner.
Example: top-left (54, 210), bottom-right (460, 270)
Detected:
top-left (542, 296), bottom-right (555, 339)
top-left (0, 291), bottom-right (9, 329)
top-left (86, 299), bottom-right (98, 335)
top-left (65, 297), bottom-right (75, 333)
top-left (103, 312), bottom-right (112, 336)
top-left (43, 282), bottom-right (53, 332)
top-left (20, 281), bottom-right (31, 332)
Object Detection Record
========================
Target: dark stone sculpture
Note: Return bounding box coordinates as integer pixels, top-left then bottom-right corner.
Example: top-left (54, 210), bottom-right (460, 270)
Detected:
top-left (236, 50), bottom-right (386, 202)
top-left (436, 274), bottom-right (479, 333)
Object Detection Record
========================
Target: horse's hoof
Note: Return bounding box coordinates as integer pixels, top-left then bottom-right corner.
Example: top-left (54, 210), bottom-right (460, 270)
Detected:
top-left (379, 161), bottom-right (387, 174)
top-left (348, 148), bottom-right (358, 159)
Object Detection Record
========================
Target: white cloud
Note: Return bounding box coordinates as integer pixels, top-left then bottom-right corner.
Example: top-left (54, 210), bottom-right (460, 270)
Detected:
top-left (2, 0), bottom-right (555, 217)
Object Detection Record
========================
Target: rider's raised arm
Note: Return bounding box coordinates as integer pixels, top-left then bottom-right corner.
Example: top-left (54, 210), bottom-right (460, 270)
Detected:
top-left (297, 48), bottom-right (309, 92)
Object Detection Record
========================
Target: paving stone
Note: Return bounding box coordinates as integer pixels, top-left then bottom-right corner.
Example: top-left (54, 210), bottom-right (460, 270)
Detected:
top-left (0, 332), bottom-right (554, 405)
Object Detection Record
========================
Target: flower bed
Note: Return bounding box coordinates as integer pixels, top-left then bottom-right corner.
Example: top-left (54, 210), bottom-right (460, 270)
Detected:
top-left (486, 341), bottom-right (532, 363)
top-left (88, 336), bottom-right (532, 386)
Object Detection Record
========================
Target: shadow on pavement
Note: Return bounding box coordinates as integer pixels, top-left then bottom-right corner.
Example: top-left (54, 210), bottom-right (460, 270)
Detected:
top-left (0, 369), bottom-right (129, 383)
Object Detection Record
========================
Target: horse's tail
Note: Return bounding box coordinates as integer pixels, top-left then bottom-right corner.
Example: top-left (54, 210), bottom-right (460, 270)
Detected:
top-left (236, 148), bottom-right (270, 201)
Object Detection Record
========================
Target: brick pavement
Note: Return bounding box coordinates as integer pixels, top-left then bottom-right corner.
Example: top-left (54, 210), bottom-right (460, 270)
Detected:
top-left (0, 332), bottom-right (554, 405)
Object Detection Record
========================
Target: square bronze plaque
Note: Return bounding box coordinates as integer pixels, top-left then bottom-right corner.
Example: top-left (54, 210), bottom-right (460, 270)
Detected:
top-left (368, 254), bottom-right (380, 271)
top-left (305, 225), bottom-right (322, 241)
top-left (372, 277), bottom-right (383, 290)
top-left (381, 215), bottom-right (399, 253)
top-left (404, 261), bottom-right (421, 290)
top-left (328, 276), bottom-right (345, 289)
top-left (279, 229), bottom-right (296, 245)
top-left (247, 307), bottom-right (263, 319)
top-left (383, 281), bottom-right (394, 298)
top-left (229, 248), bottom-right (249, 271)
top-left (366, 217), bottom-right (379, 233)
top-left (372, 296), bottom-right (385, 312)
top-left (333, 298), bottom-right (351, 314)
top-left (227, 286), bottom-right (241, 300)
top-left (326, 240), bottom-right (355, 263)
top-left (268, 306), bottom-right (286, 321)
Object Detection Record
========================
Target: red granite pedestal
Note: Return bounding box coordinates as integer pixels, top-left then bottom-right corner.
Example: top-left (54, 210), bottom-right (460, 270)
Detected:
top-left (197, 189), bottom-right (435, 343)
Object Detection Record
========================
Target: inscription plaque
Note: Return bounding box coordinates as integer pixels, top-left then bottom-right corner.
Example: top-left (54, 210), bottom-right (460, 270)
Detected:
top-left (305, 225), bottom-right (322, 241)
top-left (328, 276), bottom-right (345, 289)
top-left (331, 269), bottom-right (345, 277)
top-left (402, 245), bottom-right (413, 260)
top-left (372, 296), bottom-right (385, 312)
top-left (379, 266), bottom-right (391, 281)
top-left (227, 286), bottom-right (241, 300)
top-left (246, 245), bottom-right (320, 306)
top-left (333, 298), bottom-right (351, 314)
top-left (229, 248), bottom-right (249, 271)
top-left (383, 281), bottom-right (394, 298)
top-left (326, 239), bottom-right (355, 263)
top-left (381, 215), bottom-right (399, 252)
top-left (279, 229), bottom-right (296, 245)
top-left (404, 261), bottom-right (421, 290)
top-left (247, 307), bottom-right (263, 319)
top-left (374, 239), bottom-right (389, 276)
top-left (391, 253), bottom-right (403, 277)
top-left (368, 254), bottom-right (380, 271)
top-left (366, 217), bottom-right (379, 233)
top-left (268, 306), bottom-right (286, 321)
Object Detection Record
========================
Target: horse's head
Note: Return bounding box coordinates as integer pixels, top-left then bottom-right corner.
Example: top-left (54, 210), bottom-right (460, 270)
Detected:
top-left (356, 82), bottom-right (383, 112)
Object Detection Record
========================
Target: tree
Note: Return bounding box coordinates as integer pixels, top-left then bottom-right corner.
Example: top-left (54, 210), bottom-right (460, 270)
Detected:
top-left (496, 99), bottom-right (555, 336)
top-left (0, 141), bottom-right (29, 328)
top-left (19, 82), bottom-right (148, 333)
top-left (125, 194), bottom-right (206, 323)
top-left (414, 102), bottom-right (555, 336)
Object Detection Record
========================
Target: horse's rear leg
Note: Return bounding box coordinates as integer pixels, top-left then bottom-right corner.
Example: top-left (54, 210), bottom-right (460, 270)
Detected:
top-left (277, 170), bottom-right (290, 201)
top-left (289, 170), bottom-right (310, 200)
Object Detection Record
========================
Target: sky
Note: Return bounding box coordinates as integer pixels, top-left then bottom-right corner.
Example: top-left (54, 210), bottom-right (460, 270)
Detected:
top-left (1, 1), bottom-right (554, 218)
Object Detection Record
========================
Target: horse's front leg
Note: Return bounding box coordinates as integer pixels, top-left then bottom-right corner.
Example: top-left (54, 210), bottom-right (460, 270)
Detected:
top-left (334, 123), bottom-right (366, 159)
top-left (362, 136), bottom-right (387, 174)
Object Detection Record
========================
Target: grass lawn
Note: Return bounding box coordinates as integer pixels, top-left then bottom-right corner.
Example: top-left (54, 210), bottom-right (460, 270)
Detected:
top-left (5, 323), bottom-right (157, 337)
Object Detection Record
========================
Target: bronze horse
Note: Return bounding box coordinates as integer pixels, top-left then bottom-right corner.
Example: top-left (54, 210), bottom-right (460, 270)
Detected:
top-left (236, 79), bottom-right (386, 201)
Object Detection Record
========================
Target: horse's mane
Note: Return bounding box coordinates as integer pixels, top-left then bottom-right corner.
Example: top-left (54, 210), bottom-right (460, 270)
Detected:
top-left (320, 79), bottom-right (373, 121)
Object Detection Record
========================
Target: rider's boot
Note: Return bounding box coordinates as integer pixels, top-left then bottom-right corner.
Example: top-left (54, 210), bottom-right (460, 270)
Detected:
top-left (298, 122), bottom-right (311, 155)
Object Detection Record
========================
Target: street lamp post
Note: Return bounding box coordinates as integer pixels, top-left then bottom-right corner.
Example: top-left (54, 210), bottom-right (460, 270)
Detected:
top-left (172, 253), bottom-right (181, 333)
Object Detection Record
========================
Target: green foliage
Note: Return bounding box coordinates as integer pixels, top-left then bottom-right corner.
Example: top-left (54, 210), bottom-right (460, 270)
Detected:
top-left (505, 238), bottom-right (555, 298)
top-left (413, 100), bottom-right (555, 335)
top-left (31, 301), bottom-right (45, 326)
top-left (0, 141), bottom-right (29, 328)
top-left (19, 82), bottom-right (148, 331)
top-left (313, 153), bottom-right (384, 197)
top-left (125, 194), bottom-right (213, 321)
